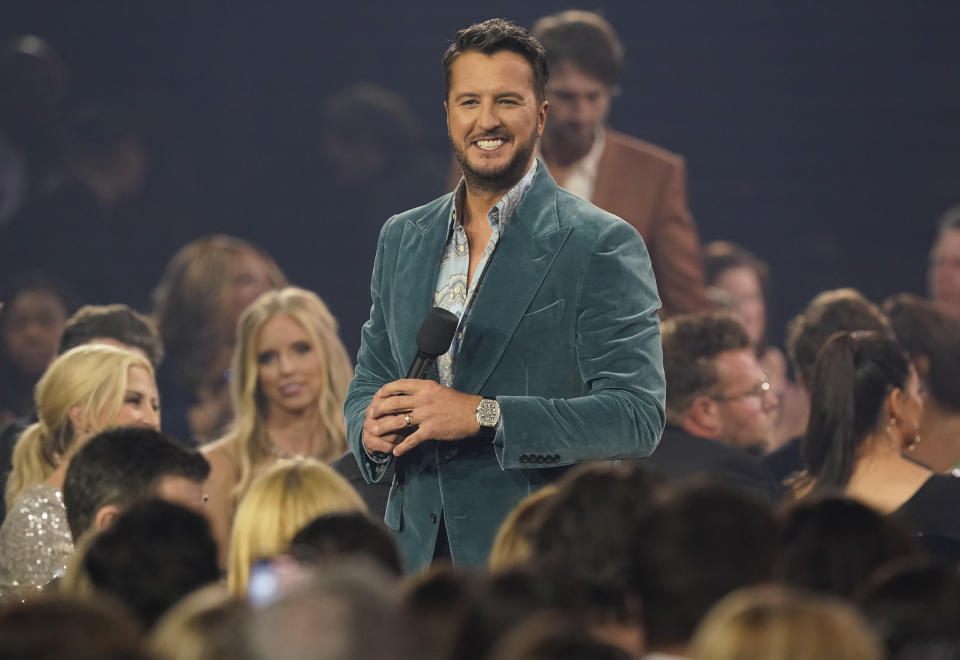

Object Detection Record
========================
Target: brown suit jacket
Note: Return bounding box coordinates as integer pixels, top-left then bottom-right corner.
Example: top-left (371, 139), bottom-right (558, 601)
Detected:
top-left (446, 129), bottom-right (709, 316)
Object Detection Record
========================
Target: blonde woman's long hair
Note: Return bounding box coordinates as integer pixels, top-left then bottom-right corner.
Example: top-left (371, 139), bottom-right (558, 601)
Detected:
top-left (691, 586), bottom-right (883, 660)
top-left (5, 344), bottom-right (154, 510)
top-left (223, 287), bottom-right (354, 503)
top-left (227, 459), bottom-right (366, 596)
top-left (489, 485), bottom-right (558, 571)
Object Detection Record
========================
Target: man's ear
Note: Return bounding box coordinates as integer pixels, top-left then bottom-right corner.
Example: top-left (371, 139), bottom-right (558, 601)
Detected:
top-left (536, 99), bottom-right (549, 137)
top-left (93, 504), bottom-right (121, 532)
top-left (682, 395), bottom-right (722, 439)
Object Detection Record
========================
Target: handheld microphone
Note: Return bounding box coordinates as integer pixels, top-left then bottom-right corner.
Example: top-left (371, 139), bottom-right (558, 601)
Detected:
top-left (407, 306), bottom-right (460, 379)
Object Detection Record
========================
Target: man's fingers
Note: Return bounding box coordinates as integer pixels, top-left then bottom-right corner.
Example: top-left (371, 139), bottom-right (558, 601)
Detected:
top-left (392, 428), bottom-right (427, 457)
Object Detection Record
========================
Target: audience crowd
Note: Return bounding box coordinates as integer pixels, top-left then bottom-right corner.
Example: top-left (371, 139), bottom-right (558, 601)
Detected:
top-left (2, 12), bottom-right (960, 660)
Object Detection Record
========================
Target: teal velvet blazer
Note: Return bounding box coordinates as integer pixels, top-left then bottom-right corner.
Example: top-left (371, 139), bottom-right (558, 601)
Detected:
top-left (344, 163), bottom-right (666, 572)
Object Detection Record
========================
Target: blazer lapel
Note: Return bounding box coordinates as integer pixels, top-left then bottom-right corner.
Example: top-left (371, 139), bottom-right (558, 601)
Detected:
top-left (453, 166), bottom-right (571, 394)
top-left (392, 197), bottom-right (452, 374)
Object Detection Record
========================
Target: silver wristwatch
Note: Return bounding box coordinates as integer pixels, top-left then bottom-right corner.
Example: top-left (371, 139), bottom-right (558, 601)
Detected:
top-left (476, 397), bottom-right (501, 430)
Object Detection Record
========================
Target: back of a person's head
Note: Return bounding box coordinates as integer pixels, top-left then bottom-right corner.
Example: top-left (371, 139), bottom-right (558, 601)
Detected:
top-left (660, 313), bottom-right (751, 421)
top-left (6, 343), bottom-right (153, 509)
top-left (80, 499), bottom-right (220, 629)
top-left (858, 558), bottom-right (960, 660)
top-left (289, 511), bottom-right (402, 576)
top-left (802, 331), bottom-right (910, 489)
top-left (776, 495), bottom-right (920, 598)
top-left (0, 595), bottom-right (144, 660)
top-left (242, 561), bottom-right (404, 660)
top-left (149, 584), bottom-right (248, 660)
top-left (786, 288), bottom-right (889, 388)
top-left (64, 426), bottom-right (209, 540)
top-left (883, 293), bottom-right (960, 412)
top-left (489, 485), bottom-right (558, 571)
top-left (627, 481), bottom-right (781, 649)
top-left (533, 462), bottom-right (668, 619)
top-left (486, 613), bottom-right (634, 660)
top-left (691, 586), bottom-right (883, 660)
top-left (58, 304), bottom-right (164, 368)
top-left (228, 459), bottom-right (366, 595)
top-left (531, 10), bottom-right (624, 88)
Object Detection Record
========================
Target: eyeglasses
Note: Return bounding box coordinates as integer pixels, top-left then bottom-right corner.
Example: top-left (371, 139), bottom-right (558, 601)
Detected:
top-left (710, 379), bottom-right (771, 403)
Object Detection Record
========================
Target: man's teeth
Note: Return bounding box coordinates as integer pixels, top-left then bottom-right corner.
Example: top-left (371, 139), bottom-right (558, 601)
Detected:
top-left (476, 139), bottom-right (504, 150)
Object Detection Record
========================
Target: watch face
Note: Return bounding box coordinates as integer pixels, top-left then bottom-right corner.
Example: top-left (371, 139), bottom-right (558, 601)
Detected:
top-left (478, 399), bottom-right (500, 427)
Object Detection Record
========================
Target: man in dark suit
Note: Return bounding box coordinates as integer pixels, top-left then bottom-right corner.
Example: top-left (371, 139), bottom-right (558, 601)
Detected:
top-left (531, 10), bottom-right (709, 317)
top-left (344, 19), bottom-right (665, 572)
top-left (647, 313), bottom-right (781, 499)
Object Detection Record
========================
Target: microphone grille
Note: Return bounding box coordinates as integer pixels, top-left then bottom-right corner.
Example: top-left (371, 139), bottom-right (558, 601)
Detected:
top-left (416, 307), bottom-right (460, 357)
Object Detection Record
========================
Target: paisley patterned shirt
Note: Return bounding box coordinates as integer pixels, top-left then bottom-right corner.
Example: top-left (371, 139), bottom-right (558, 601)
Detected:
top-left (433, 161), bottom-right (538, 386)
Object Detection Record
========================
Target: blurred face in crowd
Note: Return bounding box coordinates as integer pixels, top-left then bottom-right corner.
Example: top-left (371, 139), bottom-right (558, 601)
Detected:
top-left (224, 248), bottom-right (276, 331)
top-left (256, 314), bottom-right (325, 417)
top-left (709, 349), bottom-right (778, 452)
top-left (713, 266), bottom-right (766, 349)
top-left (929, 228), bottom-right (960, 321)
top-left (154, 474), bottom-right (206, 513)
top-left (446, 50), bottom-right (548, 193)
top-left (543, 60), bottom-right (613, 157)
top-left (111, 366), bottom-right (161, 431)
top-left (1, 289), bottom-right (68, 377)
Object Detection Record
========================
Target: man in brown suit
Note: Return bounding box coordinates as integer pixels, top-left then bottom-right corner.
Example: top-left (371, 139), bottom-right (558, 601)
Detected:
top-left (531, 10), bottom-right (709, 316)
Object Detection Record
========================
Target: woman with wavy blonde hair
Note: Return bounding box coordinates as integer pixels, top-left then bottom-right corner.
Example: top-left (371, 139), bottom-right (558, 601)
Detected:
top-left (227, 459), bottom-right (365, 596)
top-left (0, 344), bottom-right (160, 598)
top-left (203, 287), bottom-right (354, 561)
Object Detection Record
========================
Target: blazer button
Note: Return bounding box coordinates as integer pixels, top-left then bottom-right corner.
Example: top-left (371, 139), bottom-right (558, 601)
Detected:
top-left (430, 513), bottom-right (438, 524)
top-left (535, 455), bottom-right (544, 464)
top-left (553, 454), bottom-right (561, 463)
top-left (520, 454), bottom-right (528, 463)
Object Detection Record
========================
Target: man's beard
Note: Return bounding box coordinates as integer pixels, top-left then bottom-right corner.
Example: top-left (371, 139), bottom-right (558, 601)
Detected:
top-left (451, 128), bottom-right (538, 194)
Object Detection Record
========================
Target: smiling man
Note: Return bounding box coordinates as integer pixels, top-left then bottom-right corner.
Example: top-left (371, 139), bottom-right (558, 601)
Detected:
top-left (344, 18), bottom-right (665, 571)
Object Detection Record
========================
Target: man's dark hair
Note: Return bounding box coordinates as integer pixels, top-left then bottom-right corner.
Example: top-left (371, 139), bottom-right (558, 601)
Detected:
top-left (935, 203), bottom-right (960, 236)
top-left (776, 496), bottom-right (920, 599)
top-left (883, 293), bottom-right (960, 412)
top-left (0, 271), bottom-right (78, 326)
top-left (64, 427), bottom-right (209, 540)
top-left (81, 499), bottom-right (220, 629)
top-left (442, 18), bottom-right (549, 103)
top-left (626, 481), bottom-right (780, 648)
top-left (289, 511), bottom-right (403, 576)
top-left (660, 313), bottom-right (751, 421)
top-left (786, 288), bottom-right (889, 388)
top-left (58, 304), bottom-right (164, 367)
top-left (531, 10), bottom-right (624, 88)
top-left (533, 462), bottom-right (668, 620)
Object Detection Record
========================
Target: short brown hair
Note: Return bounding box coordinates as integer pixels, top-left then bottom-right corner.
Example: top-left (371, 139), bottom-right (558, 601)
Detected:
top-left (532, 10), bottom-right (624, 88)
top-left (59, 304), bottom-right (164, 367)
top-left (442, 18), bottom-right (549, 104)
top-left (661, 313), bottom-right (751, 421)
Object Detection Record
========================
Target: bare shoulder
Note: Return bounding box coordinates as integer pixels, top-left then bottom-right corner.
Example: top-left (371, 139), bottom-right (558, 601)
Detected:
top-left (202, 436), bottom-right (241, 483)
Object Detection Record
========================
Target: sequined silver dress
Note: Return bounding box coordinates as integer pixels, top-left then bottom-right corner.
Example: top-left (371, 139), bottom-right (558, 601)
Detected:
top-left (0, 484), bottom-right (74, 600)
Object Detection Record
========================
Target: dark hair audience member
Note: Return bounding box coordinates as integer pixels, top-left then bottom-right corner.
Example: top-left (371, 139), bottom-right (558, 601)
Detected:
top-left (883, 293), bottom-right (960, 474)
top-left (776, 496), bottom-right (920, 598)
top-left (531, 10), bottom-right (624, 89)
top-left (627, 481), bottom-right (781, 656)
top-left (63, 426), bottom-right (209, 542)
top-left (58, 303), bottom-right (164, 368)
top-left (0, 273), bottom-right (76, 425)
top-left (77, 499), bottom-right (220, 628)
top-left (289, 511), bottom-right (403, 576)
top-left (928, 203), bottom-right (960, 321)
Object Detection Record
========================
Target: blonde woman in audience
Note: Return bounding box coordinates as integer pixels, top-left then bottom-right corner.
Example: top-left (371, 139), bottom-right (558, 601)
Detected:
top-left (227, 459), bottom-right (365, 596)
top-left (203, 287), bottom-right (354, 560)
top-left (152, 235), bottom-right (287, 444)
top-left (691, 586), bottom-right (883, 660)
top-left (0, 344), bottom-right (159, 599)
top-left (149, 584), bottom-right (247, 660)
top-left (488, 485), bottom-right (558, 571)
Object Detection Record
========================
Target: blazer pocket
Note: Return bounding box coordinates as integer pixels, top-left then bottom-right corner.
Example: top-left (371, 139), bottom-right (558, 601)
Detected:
top-left (521, 299), bottom-right (565, 327)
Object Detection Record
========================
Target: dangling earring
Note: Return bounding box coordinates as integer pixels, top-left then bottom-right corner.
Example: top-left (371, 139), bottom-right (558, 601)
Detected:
top-left (885, 417), bottom-right (899, 451)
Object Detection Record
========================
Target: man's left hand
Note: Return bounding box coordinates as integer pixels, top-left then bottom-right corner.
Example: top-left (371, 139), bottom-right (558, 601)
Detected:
top-left (368, 379), bottom-right (482, 456)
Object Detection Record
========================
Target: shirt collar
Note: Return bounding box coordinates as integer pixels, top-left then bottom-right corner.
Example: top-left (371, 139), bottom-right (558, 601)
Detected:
top-left (451, 159), bottom-right (539, 233)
